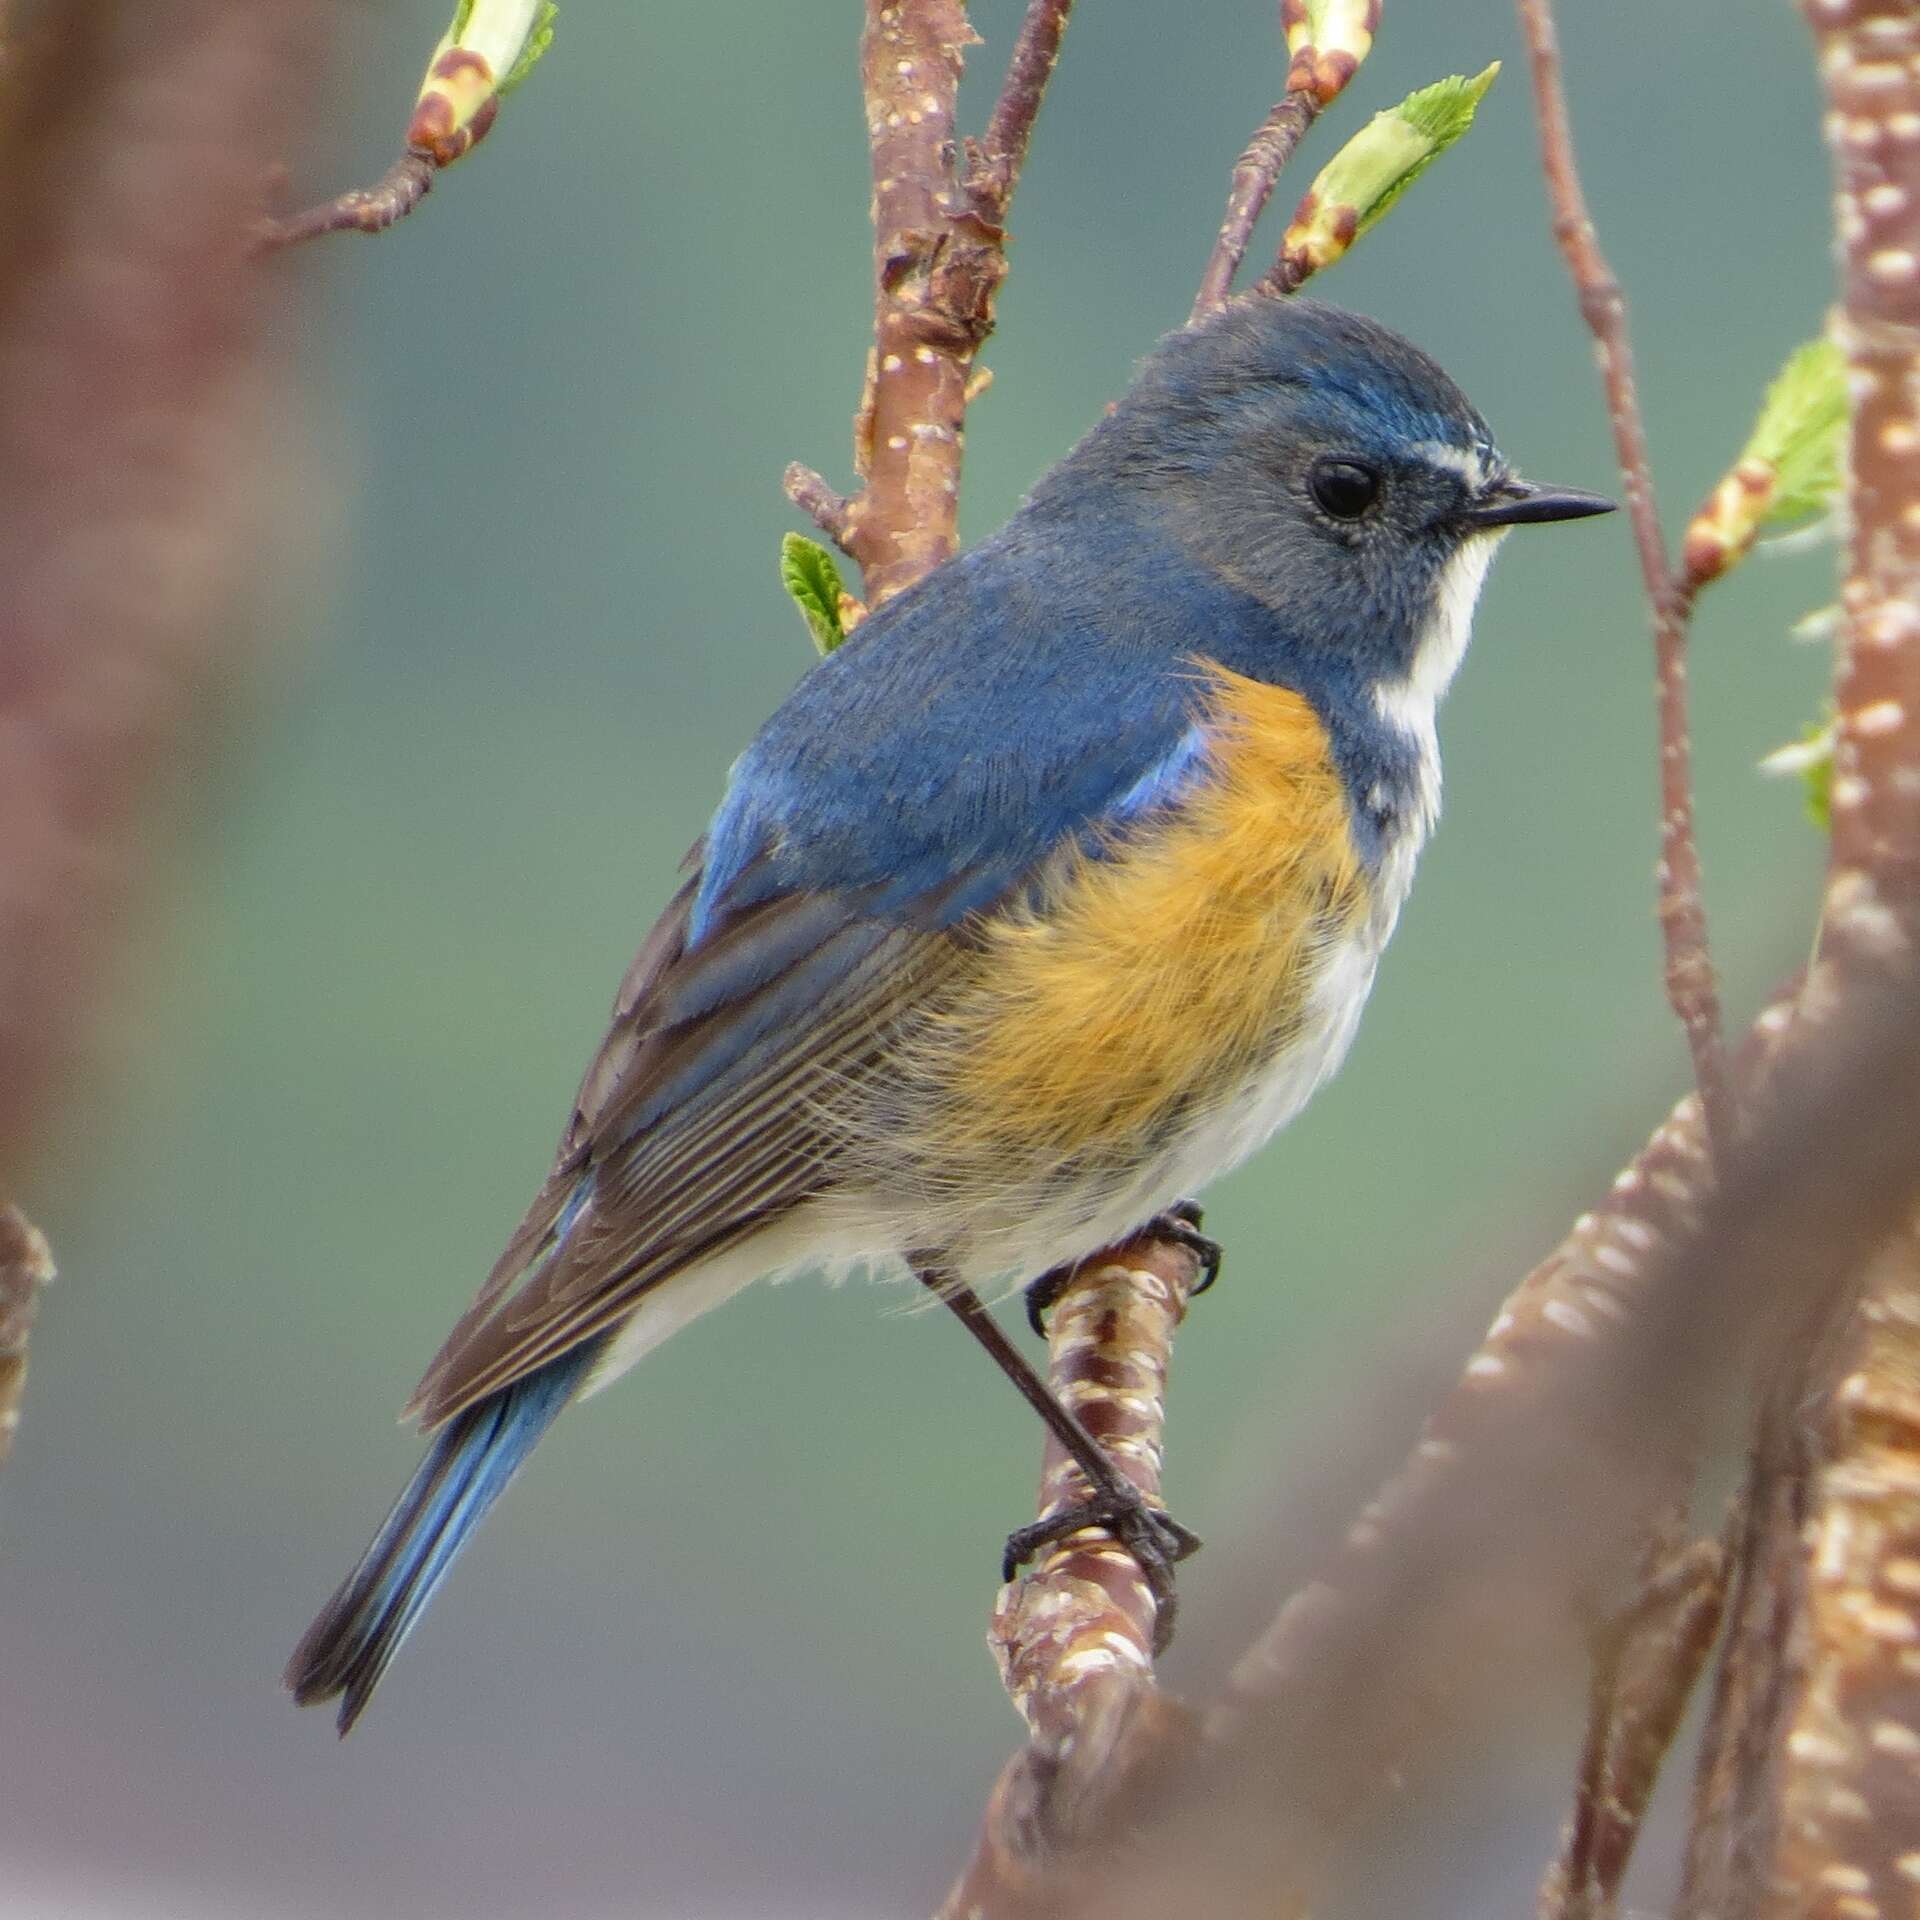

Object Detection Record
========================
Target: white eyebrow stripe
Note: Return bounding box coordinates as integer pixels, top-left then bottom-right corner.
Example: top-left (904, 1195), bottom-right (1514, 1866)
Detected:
top-left (1412, 439), bottom-right (1491, 490)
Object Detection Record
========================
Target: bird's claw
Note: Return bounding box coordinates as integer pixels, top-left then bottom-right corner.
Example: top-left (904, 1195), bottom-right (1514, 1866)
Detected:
top-left (1001, 1492), bottom-right (1201, 1653)
top-left (1022, 1201), bottom-right (1225, 1339)
top-left (1147, 1198), bottom-right (1224, 1298)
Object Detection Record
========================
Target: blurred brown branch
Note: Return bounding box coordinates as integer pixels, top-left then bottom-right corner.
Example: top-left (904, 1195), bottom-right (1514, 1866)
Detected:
top-left (0, 0), bottom-right (324, 1445)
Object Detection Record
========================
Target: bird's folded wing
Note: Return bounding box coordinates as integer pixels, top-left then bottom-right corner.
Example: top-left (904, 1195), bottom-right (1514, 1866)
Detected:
top-left (403, 871), bottom-right (972, 1429)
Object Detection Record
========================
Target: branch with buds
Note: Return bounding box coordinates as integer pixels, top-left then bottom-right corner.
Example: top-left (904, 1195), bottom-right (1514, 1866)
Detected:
top-left (257, 0), bottom-right (554, 248)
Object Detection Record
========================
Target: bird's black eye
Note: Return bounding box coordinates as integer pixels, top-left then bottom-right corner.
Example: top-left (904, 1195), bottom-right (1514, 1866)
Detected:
top-left (1309, 457), bottom-right (1382, 521)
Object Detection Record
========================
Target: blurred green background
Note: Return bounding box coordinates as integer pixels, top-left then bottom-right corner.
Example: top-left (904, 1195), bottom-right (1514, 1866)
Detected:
top-left (0, 4), bottom-right (1837, 1915)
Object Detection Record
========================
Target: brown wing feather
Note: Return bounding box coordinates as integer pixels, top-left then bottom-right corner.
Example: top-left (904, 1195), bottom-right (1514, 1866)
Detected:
top-left (404, 880), bottom-right (961, 1429)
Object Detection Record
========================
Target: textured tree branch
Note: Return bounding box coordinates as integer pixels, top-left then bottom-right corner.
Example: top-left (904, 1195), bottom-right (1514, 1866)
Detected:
top-left (1512, 0), bottom-right (1731, 1154)
top-left (785, 0), bottom-right (1070, 609)
top-left (976, 0), bottom-right (1073, 215)
top-left (937, 1236), bottom-right (1205, 1919)
top-left (1676, 12), bottom-right (1920, 1914)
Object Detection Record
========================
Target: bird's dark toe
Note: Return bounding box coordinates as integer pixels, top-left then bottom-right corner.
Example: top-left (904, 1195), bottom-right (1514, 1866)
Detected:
top-left (1000, 1491), bottom-right (1202, 1652)
top-left (1146, 1203), bottom-right (1224, 1298)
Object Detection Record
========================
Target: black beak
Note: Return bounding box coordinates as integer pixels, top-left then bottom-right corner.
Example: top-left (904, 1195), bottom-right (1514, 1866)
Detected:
top-left (1464, 477), bottom-right (1617, 529)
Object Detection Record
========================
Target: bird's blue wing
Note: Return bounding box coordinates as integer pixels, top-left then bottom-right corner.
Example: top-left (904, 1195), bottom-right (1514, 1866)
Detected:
top-left (407, 531), bottom-right (1212, 1424)
top-left (693, 526), bottom-right (1211, 938)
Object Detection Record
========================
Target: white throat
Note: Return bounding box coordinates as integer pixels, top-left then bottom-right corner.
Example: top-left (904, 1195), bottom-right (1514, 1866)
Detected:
top-left (1370, 529), bottom-right (1503, 832)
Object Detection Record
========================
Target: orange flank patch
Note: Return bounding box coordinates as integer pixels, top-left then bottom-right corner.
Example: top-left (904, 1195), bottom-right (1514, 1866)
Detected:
top-left (912, 663), bottom-right (1371, 1165)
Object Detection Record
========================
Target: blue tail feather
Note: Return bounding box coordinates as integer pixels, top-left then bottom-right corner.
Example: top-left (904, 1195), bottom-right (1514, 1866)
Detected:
top-left (285, 1340), bottom-right (601, 1734)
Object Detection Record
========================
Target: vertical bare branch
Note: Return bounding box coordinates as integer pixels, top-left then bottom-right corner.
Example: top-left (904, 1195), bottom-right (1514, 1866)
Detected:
top-left (787, 0), bottom-right (1074, 609)
top-left (1677, 14), bottom-right (1920, 1917)
top-left (1767, 1222), bottom-right (1920, 1920)
top-left (1512, 0), bottom-right (1731, 1152)
top-left (1806, 2), bottom-right (1920, 945)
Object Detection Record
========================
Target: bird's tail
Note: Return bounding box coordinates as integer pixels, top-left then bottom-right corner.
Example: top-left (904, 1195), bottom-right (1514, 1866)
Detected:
top-left (285, 1339), bottom-right (601, 1735)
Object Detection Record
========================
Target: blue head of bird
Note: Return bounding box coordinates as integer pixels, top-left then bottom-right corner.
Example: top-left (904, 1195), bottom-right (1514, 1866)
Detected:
top-left (1027, 297), bottom-right (1613, 747)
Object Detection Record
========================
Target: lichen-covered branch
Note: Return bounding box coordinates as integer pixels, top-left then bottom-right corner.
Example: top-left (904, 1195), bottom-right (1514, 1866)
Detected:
top-left (785, 0), bottom-right (1071, 610)
top-left (1512, 0), bottom-right (1730, 1153)
top-left (1807, 1), bottom-right (1920, 941)
top-left (1675, 12), bottom-right (1920, 1916)
top-left (937, 1236), bottom-right (1204, 1920)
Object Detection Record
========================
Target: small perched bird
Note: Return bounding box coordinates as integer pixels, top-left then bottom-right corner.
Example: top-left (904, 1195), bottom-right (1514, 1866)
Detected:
top-left (287, 298), bottom-right (1612, 1732)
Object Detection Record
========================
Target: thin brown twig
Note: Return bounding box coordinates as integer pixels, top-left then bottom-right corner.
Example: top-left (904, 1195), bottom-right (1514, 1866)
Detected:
top-left (1513, 0), bottom-right (1731, 1154)
top-left (976, 0), bottom-right (1074, 215)
top-left (255, 150), bottom-right (434, 251)
top-left (1191, 94), bottom-right (1320, 319)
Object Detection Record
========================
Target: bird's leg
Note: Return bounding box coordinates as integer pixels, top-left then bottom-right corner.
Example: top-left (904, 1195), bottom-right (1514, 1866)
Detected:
top-left (1023, 1198), bottom-right (1222, 1337)
top-left (916, 1261), bottom-right (1201, 1644)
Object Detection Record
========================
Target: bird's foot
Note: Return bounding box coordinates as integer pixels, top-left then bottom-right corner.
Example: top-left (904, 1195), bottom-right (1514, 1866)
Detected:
top-left (1002, 1491), bottom-right (1202, 1653)
top-left (1148, 1198), bottom-right (1224, 1299)
top-left (1022, 1201), bottom-right (1224, 1339)
top-left (1023, 1261), bottom-right (1075, 1339)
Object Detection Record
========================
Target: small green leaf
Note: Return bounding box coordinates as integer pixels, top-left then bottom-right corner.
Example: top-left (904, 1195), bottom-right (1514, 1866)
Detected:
top-left (1281, 65), bottom-right (1498, 281)
top-left (1344, 65), bottom-right (1498, 238)
top-left (781, 533), bottom-right (848, 654)
top-left (1682, 338), bottom-right (1846, 586)
top-left (501, 0), bottom-right (557, 94)
top-left (1759, 716), bottom-right (1835, 832)
top-left (1745, 339), bottom-right (1847, 528)
top-left (449, 0), bottom-right (477, 37)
